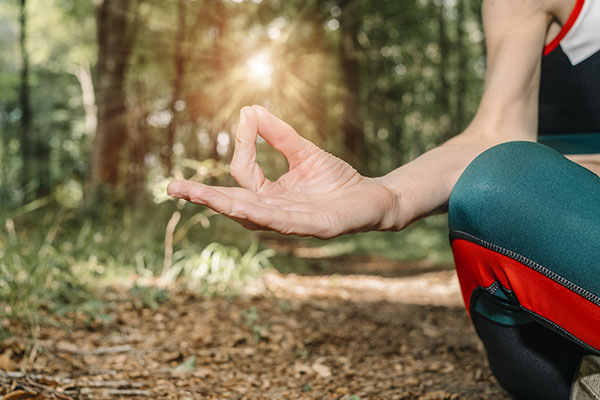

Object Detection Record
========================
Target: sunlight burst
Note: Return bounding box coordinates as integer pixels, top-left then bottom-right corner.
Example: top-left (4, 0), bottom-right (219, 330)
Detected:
top-left (247, 51), bottom-right (274, 86)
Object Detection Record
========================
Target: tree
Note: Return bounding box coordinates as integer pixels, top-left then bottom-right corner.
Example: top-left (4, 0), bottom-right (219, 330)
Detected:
top-left (437, 0), bottom-right (451, 139)
top-left (18, 0), bottom-right (31, 200)
top-left (338, 0), bottom-right (365, 172)
top-left (163, 0), bottom-right (186, 175)
top-left (90, 0), bottom-right (142, 200)
top-left (454, 0), bottom-right (467, 133)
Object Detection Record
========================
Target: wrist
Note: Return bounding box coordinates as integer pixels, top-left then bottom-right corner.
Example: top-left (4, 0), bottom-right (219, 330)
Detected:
top-left (370, 175), bottom-right (416, 231)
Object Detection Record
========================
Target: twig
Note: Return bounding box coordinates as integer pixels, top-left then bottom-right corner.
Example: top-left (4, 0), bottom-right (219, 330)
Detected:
top-left (0, 370), bottom-right (73, 385)
top-left (0, 371), bottom-right (76, 400)
top-left (81, 380), bottom-right (144, 388)
top-left (69, 368), bottom-right (118, 377)
top-left (103, 389), bottom-right (152, 396)
top-left (27, 324), bottom-right (41, 366)
top-left (55, 343), bottom-right (135, 356)
top-left (173, 211), bottom-right (211, 244)
top-left (161, 210), bottom-right (182, 280)
top-left (89, 345), bottom-right (136, 355)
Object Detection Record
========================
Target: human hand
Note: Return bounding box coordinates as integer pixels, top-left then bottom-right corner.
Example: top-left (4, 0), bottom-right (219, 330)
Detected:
top-left (167, 106), bottom-right (401, 238)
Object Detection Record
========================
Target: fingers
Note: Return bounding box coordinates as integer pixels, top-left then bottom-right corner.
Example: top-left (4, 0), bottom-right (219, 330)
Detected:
top-left (252, 105), bottom-right (314, 169)
top-left (166, 180), bottom-right (336, 238)
top-left (230, 107), bottom-right (268, 191)
top-left (168, 180), bottom-right (258, 207)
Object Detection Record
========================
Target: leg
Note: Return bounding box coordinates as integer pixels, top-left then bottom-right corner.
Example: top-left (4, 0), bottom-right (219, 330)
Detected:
top-left (471, 309), bottom-right (590, 400)
top-left (448, 141), bottom-right (600, 399)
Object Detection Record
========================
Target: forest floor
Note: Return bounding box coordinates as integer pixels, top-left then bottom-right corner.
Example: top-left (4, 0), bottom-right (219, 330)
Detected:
top-left (0, 254), bottom-right (510, 400)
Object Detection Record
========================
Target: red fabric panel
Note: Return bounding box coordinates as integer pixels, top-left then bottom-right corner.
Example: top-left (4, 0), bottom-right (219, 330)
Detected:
top-left (543, 0), bottom-right (585, 56)
top-left (452, 238), bottom-right (600, 350)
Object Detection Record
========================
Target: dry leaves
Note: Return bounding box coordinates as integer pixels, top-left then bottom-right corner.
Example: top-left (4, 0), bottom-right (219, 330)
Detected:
top-left (0, 273), bottom-right (509, 399)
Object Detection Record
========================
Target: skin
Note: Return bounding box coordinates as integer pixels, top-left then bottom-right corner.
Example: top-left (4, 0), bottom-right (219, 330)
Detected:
top-left (168, 0), bottom-right (599, 239)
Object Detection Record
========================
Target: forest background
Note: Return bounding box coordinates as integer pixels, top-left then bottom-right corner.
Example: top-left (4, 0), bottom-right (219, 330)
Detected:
top-left (0, 0), bottom-right (485, 334)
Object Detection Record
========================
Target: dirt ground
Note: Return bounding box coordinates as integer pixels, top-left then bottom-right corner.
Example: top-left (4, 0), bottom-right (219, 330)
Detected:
top-left (0, 265), bottom-right (511, 399)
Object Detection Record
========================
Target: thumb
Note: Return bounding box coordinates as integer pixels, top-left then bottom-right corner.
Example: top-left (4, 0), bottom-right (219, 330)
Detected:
top-left (230, 106), bottom-right (268, 191)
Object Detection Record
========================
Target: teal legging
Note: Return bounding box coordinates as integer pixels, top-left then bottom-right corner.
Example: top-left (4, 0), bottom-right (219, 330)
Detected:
top-left (448, 141), bottom-right (600, 399)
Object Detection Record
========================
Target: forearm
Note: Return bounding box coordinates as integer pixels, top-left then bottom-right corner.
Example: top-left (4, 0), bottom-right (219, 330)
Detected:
top-left (373, 0), bottom-right (552, 232)
top-left (374, 131), bottom-right (519, 230)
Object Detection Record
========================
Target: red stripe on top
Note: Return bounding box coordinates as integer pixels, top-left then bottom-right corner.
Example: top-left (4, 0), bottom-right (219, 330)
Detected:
top-left (452, 239), bottom-right (600, 351)
top-left (544, 0), bottom-right (585, 56)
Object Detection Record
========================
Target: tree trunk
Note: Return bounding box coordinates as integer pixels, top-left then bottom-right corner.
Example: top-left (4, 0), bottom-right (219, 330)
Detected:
top-left (454, 0), bottom-right (467, 133)
top-left (437, 1), bottom-right (451, 139)
top-left (339, 0), bottom-right (364, 171)
top-left (19, 0), bottom-right (32, 201)
top-left (164, 0), bottom-right (186, 175)
top-left (90, 0), bottom-right (139, 200)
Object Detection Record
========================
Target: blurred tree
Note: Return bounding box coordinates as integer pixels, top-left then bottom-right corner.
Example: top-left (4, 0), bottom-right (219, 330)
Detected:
top-left (454, 0), bottom-right (467, 134)
top-left (164, 0), bottom-right (186, 175)
top-left (91, 0), bottom-right (143, 200)
top-left (0, 0), bottom-right (485, 204)
top-left (338, 0), bottom-right (365, 172)
top-left (436, 0), bottom-right (450, 139)
top-left (18, 0), bottom-right (32, 200)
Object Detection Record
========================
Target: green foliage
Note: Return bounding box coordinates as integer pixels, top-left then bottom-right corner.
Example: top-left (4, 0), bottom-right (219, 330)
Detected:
top-left (0, 0), bottom-right (478, 334)
top-left (0, 213), bottom-right (91, 325)
top-left (1, 0), bottom-right (485, 203)
top-left (0, 197), bottom-right (271, 330)
top-left (342, 215), bottom-right (453, 263)
top-left (272, 215), bottom-right (453, 276)
top-left (240, 306), bottom-right (267, 342)
top-left (130, 285), bottom-right (170, 310)
top-left (162, 242), bottom-right (274, 295)
top-left (174, 355), bottom-right (197, 372)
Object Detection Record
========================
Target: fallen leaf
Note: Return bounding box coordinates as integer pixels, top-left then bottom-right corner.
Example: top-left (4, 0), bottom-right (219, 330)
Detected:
top-left (174, 355), bottom-right (196, 372)
top-left (193, 367), bottom-right (212, 379)
top-left (312, 362), bottom-right (332, 378)
top-left (0, 349), bottom-right (15, 370)
top-left (3, 390), bottom-right (48, 400)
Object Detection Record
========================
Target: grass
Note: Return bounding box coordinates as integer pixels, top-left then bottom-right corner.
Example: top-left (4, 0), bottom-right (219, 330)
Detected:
top-left (270, 215), bottom-right (453, 274)
top-left (0, 197), bottom-right (270, 334)
top-left (0, 192), bottom-right (453, 337)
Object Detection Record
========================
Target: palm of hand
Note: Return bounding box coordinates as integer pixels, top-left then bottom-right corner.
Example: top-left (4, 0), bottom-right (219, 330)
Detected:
top-left (167, 106), bottom-right (397, 238)
top-left (269, 147), bottom-right (361, 195)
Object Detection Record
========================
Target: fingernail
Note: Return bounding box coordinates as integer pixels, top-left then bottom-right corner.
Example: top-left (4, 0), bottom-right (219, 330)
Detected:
top-left (240, 108), bottom-right (248, 123)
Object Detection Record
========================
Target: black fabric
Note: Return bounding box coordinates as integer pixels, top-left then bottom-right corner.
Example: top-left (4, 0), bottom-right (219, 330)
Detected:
top-left (538, 47), bottom-right (600, 136)
top-left (471, 310), bottom-right (591, 400)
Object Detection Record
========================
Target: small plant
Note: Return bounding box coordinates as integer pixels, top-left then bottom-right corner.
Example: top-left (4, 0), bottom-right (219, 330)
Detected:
top-left (130, 285), bottom-right (170, 310)
top-left (240, 306), bottom-right (267, 342)
top-left (162, 242), bottom-right (274, 295)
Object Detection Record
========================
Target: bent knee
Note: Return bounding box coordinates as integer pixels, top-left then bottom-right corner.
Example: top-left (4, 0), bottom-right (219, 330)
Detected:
top-left (448, 141), bottom-right (568, 238)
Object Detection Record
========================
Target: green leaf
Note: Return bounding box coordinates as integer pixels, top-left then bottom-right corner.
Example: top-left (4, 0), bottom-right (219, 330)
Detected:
top-left (174, 355), bottom-right (197, 372)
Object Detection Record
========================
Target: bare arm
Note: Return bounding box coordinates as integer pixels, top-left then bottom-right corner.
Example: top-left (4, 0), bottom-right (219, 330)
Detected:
top-left (375, 0), bottom-right (552, 228)
top-left (168, 0), bottom-right (557, 238)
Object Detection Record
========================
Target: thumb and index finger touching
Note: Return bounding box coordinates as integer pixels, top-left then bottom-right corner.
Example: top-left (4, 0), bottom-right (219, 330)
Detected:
top-left (231, 105), bottom-right (313, 191)
top-left (168, 105), bottom-right (311, 199)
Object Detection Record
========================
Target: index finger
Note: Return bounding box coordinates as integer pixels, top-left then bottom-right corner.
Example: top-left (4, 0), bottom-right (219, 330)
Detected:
top-left (252, 105), bottom-right (313, 169)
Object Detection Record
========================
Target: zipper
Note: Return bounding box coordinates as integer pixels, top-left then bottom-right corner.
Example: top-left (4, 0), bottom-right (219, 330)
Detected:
top-left (450, 230), bottom-right (600, 306)
top-left (451, 230), bottom-right (600, 354)
top-left (523, 308), bottom-right (600, 354)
